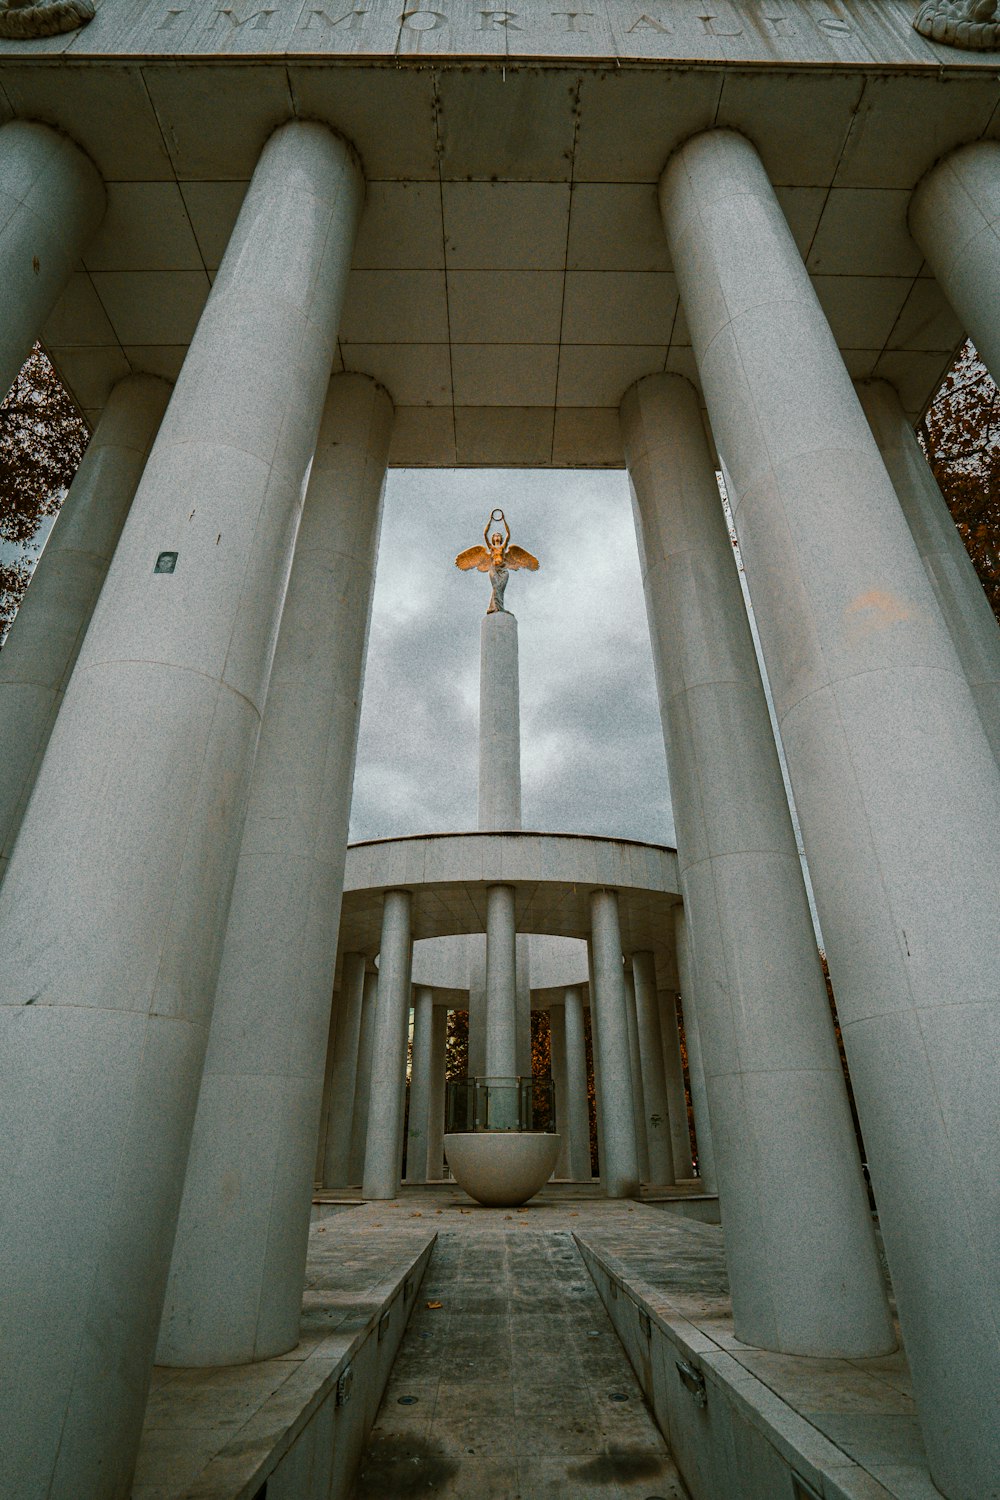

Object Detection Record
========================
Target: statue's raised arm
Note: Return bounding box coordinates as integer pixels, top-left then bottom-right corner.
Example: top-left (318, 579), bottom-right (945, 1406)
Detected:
top-left (456, 509), bottom-right (539, 614)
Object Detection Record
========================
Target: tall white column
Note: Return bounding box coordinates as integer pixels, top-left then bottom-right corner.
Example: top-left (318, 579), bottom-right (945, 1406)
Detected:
top-left (405, 986), bottom-right (434, 1184)
top-left (674, 909), bottom-right (716, 1192)
top-left (323, 956), bottom-right (368, 1188)
top-left (314, 991), bottom-right (339, 1181)
top-left (910, 141), bottom-right (1000, 391)
top-left (623, 967), bottom-right (650, 1182)
top-left (426, 1004), bottom-right (447, 1179)
top-left (467, 948), bottom-right (486, 1077)
top-left (659, 991), bottom-right (694, 1179)
top-left (857, 378), bottom-right (1000, 766)
top-left (348, 971), bottom-right (379, 1184)
top-left (563, 987), bottom-right (593, 1181)
top-left (548, 1004), bottom-right (571, 1177)
top-left (479, 610), bottom-right (521, 827)
top-left (589, 891), bottom-right (639, 1199)
top-left (630, 952), bottom-right (676, 1187)
top-left (585, 941), bottom-right (608, 1184)
top-left (622, 369), bottom-right (891, 1358)
top-left (0, 120), bottom-right (105, 401)
top-left (158, 372), bottom-right (389, 1366)
top-left (0, 376), bottom-right (170, 886)
top-left (476, 607), bottom-right (525, 1083)
top-left (663, 129), bottom-right (1000, 1497)
top-left (363, 891), bottom-right (413, 1200)
top-left (485, 884), bottom-right (518, 1095)
top-left (0, 121), bottom-right (362, 1494)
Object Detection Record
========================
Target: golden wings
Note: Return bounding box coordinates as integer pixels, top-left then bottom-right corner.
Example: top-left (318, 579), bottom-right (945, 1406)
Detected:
top-left (454, 544), bottom-right (540, 572)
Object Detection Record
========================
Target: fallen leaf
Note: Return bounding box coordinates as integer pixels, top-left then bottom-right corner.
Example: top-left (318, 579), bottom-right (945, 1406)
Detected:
top-left (426, 1301), bottom-right (443, 1310)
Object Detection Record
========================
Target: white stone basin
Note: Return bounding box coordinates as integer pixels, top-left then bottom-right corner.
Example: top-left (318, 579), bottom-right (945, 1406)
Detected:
top-left (444, 1132), bottom-right (561, 1208)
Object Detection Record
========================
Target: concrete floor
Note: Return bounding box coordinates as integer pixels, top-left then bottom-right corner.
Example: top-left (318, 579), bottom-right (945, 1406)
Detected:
top-left (352, 1190), bottom-right (689, 1498)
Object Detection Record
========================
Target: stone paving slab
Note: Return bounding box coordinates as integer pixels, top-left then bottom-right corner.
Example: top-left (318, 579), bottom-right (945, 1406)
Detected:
top-left (132, 1205), bottom-right (436, 1499)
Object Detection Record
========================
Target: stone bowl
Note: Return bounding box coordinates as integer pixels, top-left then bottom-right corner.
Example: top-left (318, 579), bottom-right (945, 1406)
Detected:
top-left (443, 1131), bottom-right (561, 1208)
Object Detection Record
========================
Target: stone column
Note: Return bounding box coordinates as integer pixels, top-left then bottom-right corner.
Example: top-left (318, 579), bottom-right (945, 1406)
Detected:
top-left (405, 986), bottom-right (434, 1184)
top-left (479, 610), bottom-right (521, 827)
top-left (622, 369), bottom-right (891, 1357)
top-left (659, 990), bottom-right (694, 1179)
top-left (349, 971), bottom-right (379, 1184)
top-left (674, 909), bottom-right (716, 1192)
top-left (588, 891), bottom-right (639, 1198)
top-left (157, 373), bottom-right (390, 1366)
top-left (857, 378), bottom-right (1000, 766)
top-left (323, 956), bottom-right (368, 1189)
top-left (623, 966), bottom-right (650, 1182)
top-left (910, 141), bottom-right (1000, 390)
top-left (663, 129), bottom-right (1000, 1495)
top-left (314, 992), bottom-right (339, 1181)
top-left (548, 1003), bottom-right (571, 1177)
top-left (563, 987), bottom-right (593, 1181)
top-left (0, 376), bottom-right (170, 886)
top-left (0, 121), bottom-right (362, 1493)
top-left (630, 952), bottom-right (676, 1187)
top-left (485, 884), bottom-right (518, 1128)
top-left (426, 1004), bottom-right (447, 1179)
top-left (585, 942), bottom-right (608, 1184)
top-left (0, 120), bottom-right (105, 402)
top-left (363, 891), bottom-right (413, 1200)
top-left (467, 948), bottom-right (486, 1077)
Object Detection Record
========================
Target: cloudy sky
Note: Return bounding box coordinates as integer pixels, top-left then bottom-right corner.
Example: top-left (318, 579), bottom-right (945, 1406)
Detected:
top-left (348, 467), bottom-right (676, 847)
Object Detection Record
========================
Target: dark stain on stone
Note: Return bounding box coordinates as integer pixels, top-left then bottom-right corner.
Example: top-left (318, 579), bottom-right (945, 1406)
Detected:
top-left (568, 1451), bottom-right (668, 1483)
top-left (354, 1434), bottom-right (460, 1497)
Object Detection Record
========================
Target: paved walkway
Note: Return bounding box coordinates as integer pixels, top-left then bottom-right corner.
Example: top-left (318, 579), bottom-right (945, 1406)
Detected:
top-left (352, 1188), bottom-right (690, 1499)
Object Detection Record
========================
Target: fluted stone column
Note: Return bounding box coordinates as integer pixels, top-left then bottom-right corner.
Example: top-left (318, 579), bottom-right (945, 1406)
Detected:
top-left (623, 967), bottom-right (650, 1182)
top-left (363, 891), bottom-right (413, 1200)
top-left (663, 129), bottom-right (1000, 1497)
top-left (405, 986), bottom-right (434, 1184)
top-left (563, 987), bottom-right (593, 1181)
top-left (622, 369), bottom-right (892, 1358)
top-left (427, 1004), bottom-right (447, 1179)
top-left (323, 956), bottom-right (368, 1189)
top-left (349, 971), bottom-right (379, 1184)
top-left (631, 952), bottom-right (676, 1187)
top-left (158, 373), bottom-right (390, 1366)
top-left (0, 120), bottom-right (105, 402)
top-left (548, 1003), bottom-right (570, 1177)
top-left (858, 378), bottom-right (1000, 767)
top-left (589, 891), bottom-right (639, 1198)
top-left (911, 142), bottom-right (1000, 391)
top-left (659, 990), bottom-right (694, 1179)
top-left (0, 376), bottom-right (170, 886)
top-left (0, 121), bottom-right (362, 1494)
top-left (674, 909), bottom-right (716, 1192)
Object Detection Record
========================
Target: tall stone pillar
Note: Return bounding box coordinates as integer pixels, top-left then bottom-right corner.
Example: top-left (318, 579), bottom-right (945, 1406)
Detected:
top-left (0, 120), bottom-right (105, 401)
top-left (485, 884), bottom-right (518, 1125)
top-left (405, 986), bottom-right (434, 1184)
top-left (323, 955), bottom-right (368, 1189)
top-left (563, 986), bottom-right (593, 1181)
top-left (158, 373), bottom-right (390, 1366)
top-left (476, 608), bottom-right (528, 1077)
top-left (467, 950), bottom-right (486, 1077)
top-left (585, 941), bottom-right (608, 1184)
top-left (622, 369), bottom-right (891, 1357)
top-left (623, 967), bottom-right (650, 1182)
top-left (427, 1004), bottom-right (447, 1179)
top-left (0, 121), bottom-right (362, 1494)
top-left (659, 990), bottom-right (694, 1178)
top-left (314, 991), bottom-right (339, 1181)
top-left (363, 891), bottom-right (413, 1200)
top-left (674, 909), bottom-right (716, 1192)
top-left (588, 891), bottom-right (639, 1198)
top-left (349, 971), bottom-right (379, 1184)
top-left (548, 1003), bottom-right (570, 1177)
top-left (910, 142), bottom-right (1000, 390)
top-left (662, 129), bottom-right (1000, 1496)
top-left (857, 378), bottom-right (1000, 766)
top-left (0, 376), bottom-right (171, 886)
top-left (630, 952), bottom-right (676, 1187)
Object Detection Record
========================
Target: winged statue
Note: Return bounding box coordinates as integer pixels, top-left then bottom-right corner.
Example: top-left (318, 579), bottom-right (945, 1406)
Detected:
top-left (455, 509), bottom-right (540, 614)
